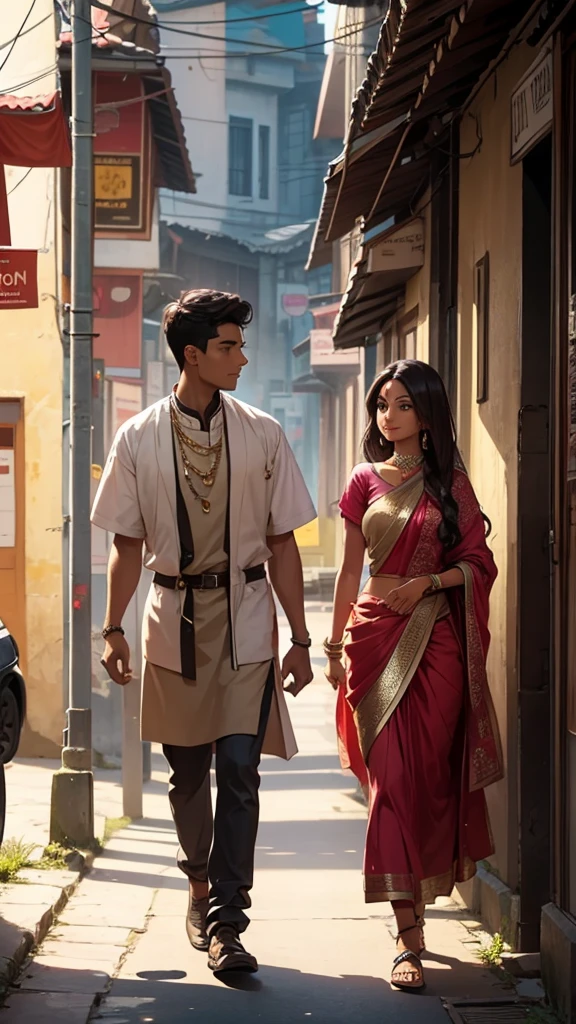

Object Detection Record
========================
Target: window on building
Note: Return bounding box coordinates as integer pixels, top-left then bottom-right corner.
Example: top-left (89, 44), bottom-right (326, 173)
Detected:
top-left (229, 116), bottom-right (253, 197)
top-left (398, 308), bottom-right (419, 360)
top-left (259, 126), bottom-right (270, 201)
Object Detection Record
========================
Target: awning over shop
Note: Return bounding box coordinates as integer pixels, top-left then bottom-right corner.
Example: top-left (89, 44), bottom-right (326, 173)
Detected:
top-left (0, 92), bottom-right (72, 168)
top-left (314, 47), bottom-right (346, 141)
top-left (0, 91), bottom-right (72, 245)
top-left (308, 0), bottom-right (532, 267)
top-left (332, 217), bottom-right (424, 348)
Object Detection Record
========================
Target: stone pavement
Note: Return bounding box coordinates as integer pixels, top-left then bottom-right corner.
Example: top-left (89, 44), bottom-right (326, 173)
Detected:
top-left (0, 602), bottom-right (521, 1024)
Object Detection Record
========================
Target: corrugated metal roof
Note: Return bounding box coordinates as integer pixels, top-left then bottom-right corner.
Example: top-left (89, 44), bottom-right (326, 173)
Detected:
top-left (308, 0), bottom-right (534, 266)
top-left (57, 0), bottom-right (160, 55)
top-left (162, 218), bottom-right (315, 255)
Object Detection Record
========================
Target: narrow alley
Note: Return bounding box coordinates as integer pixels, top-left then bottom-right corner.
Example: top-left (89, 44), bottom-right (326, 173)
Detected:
top-left (2, 608), bottom-right (514, 1024)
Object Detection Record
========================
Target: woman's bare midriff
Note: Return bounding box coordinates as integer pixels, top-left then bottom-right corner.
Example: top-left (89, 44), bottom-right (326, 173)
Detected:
top-left (363, 574), bottom-right (407, 600)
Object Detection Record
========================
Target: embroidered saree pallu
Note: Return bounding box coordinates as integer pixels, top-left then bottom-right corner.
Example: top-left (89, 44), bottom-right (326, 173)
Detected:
top-left (338, 468), bottom-right (503, 905)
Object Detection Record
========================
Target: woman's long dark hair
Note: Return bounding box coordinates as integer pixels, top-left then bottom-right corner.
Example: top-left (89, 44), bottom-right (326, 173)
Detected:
top-left (363, 360), bottom-right (464, 551)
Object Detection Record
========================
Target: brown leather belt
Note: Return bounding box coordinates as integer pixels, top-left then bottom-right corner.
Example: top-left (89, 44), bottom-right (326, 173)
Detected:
top-left (153, 564), bottom-right (266, 592)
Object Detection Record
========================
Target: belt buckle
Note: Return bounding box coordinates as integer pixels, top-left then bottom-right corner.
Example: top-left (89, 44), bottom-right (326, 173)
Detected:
top-left (201, 573), bottom-right (220, 590)
top-left (176, 576), bottom-right (187, 591)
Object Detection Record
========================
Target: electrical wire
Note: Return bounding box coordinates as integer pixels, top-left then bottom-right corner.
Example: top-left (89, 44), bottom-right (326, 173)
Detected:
top-left (0, 12), bottom-right (52, 55)
top-left (92, 0), bottom-right (324, 27)
top-left (0, 64), bottom-right (58, 96)
top-left (6, 167), bottom-right (33, 195)
top-left (80, 8), bottom-right (381, 60)
top-left (0, 0), bottom-right (38, 74)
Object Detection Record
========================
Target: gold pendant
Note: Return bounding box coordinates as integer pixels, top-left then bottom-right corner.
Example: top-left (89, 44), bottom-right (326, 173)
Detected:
top-left (201, 498), bottom-right (211, 514)
top-left (203, 475), bottom-right (214, 487)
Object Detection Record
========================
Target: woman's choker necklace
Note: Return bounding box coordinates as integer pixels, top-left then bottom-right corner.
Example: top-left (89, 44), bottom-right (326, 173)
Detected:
top-left (390, 452), bottom-right (424, 475)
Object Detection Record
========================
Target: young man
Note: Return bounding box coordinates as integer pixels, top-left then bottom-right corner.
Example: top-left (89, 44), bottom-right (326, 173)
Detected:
top-left (91, 289), bottom-right (316, 975)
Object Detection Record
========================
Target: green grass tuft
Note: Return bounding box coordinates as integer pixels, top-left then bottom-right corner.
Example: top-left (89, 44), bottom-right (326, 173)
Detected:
top-left (0, 838), bottom-right (36, 883)
top-left (103, 816), bottom-right (131, 844)
top-left (37, 842), bottom-right (70, 870)
top-left (477, 931), bottom-right (506, 965)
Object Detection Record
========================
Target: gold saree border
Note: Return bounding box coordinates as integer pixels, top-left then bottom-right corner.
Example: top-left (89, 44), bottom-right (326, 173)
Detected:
top-left (354, 591), bottom-right (448, 762)
top-left (362, 470), bottom-right (424, 575)
top-left (364, 857), bottom-right (478, 905)
top-left (456, 561), bottom-right (504, 791)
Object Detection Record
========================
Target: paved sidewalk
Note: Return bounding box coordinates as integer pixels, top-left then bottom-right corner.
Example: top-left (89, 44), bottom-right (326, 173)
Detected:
top-left (0, 604), bottom-right (520, 1023)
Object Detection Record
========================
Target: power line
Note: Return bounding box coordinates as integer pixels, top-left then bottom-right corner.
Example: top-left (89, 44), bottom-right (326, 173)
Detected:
top-left (0, 12), bottom-right (52, 54)
top-left (82, 6), bottom-right (380, 59)
top-left (92, 0), bottom-right (323, 28)
top-left (0, 0), bottom-right (38, 74)
top-left (0, 64), bottom-right (58, 95)
top-left (6, 167), bottom-right (33, 194)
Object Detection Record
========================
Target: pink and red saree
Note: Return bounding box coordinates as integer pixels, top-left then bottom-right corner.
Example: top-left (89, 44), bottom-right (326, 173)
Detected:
top-left (338, 467), bottom-right (503, 905)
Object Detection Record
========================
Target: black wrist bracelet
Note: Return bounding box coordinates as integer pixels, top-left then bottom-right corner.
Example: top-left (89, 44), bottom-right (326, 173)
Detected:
top-left (291, 636), bottom-right (312, 649)
top-left (102, 624), bottom-right (125, 640)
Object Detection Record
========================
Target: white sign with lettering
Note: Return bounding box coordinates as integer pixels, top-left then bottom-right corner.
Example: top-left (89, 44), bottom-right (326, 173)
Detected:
top-left (366, 219), bottom-right (424, 274)
top-left (309, 329), bottom-right (360, 368)
top-left (0, 450), bottom-right (15, 548)
top-left (511, 48), bottom-right (553, 164)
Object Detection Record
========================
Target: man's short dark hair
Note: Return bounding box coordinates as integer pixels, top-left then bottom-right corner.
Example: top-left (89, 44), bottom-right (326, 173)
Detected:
top-left (162, 288), bottom-right (253, 370)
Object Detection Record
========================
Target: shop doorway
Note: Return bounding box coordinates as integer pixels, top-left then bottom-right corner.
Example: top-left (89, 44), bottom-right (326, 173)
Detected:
top-left (517, 133), bottom-right (553, 950)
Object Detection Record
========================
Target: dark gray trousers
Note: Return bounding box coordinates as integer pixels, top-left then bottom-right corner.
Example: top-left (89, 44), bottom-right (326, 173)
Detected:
top-left (163, 665), bottom-right (274, 935)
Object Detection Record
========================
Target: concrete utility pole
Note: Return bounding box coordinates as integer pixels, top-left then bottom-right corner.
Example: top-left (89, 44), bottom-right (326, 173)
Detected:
top-left (51, 0), bottom-right (95, 848)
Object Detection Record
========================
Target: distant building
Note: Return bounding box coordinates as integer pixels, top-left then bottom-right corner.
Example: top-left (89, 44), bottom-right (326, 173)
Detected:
top-left (151, 0), bottom-right (339, 500)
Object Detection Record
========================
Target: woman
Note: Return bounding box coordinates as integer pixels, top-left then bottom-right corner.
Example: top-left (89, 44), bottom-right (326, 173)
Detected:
top-left (325, 360), bottom-right (503, 992)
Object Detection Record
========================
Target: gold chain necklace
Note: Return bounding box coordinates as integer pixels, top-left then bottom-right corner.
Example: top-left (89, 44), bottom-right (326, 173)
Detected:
top-left (170, 399), bottom-right (223, 456)
top-left (170, 404), bottom-right (222, 488)
top-left (173, 428), bottom-right (214, 513)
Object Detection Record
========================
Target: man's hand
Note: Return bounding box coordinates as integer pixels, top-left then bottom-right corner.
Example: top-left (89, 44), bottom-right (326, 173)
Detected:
top-left (101, 632), bottom-right (133, 686)
top-left (281, 644), bottom-right (314, 697)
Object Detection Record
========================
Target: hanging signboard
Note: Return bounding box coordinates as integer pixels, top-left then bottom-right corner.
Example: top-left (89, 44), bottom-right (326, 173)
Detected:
top-left (367, 219), bottom-right (424, 274)
top-left (0, 249), bottom-right (38, 309)
top-left (511, 47), bottom-right (553, 164)
top-left (310, 328), bottom-right (360, 369)
top-left (93, 72), bottom-right (151, 238)
top-left (94, 154), bottom-right (143, 231)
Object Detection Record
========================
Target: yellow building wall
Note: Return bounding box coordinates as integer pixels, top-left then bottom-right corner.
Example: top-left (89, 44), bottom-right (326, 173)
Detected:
top-left (405, 196), bottom-right (431, 362)
top-left (457, 44), bottom-right (536, 889)
top-left (1, 231), bottom-right (64, 755)
top-left (0, 2), bottom-right (64, 756)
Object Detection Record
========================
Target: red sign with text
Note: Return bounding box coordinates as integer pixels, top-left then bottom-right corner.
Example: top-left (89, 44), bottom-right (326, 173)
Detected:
top-left (0, 249), bottom-right (38, 308)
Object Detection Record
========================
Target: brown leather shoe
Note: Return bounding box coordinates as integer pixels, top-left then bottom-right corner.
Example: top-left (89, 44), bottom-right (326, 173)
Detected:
top-left (186, 893), bottom-right (209, 951)
top-left (207, 925), bottom-right (258, 974)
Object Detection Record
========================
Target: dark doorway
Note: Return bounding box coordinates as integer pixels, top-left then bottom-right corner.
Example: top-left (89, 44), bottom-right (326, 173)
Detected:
top-left (517, 133), bottom-right (553, 951)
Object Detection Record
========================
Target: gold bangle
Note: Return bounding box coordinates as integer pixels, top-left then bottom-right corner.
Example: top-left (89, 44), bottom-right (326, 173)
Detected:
top-left (428, 573), bottom-right (442, 591)
top-left (323, 637), bottom-right (344, 657)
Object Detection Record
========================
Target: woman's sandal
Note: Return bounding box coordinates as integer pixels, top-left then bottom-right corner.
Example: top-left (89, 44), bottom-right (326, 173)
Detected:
top-left (391, 925), bottom-right (426, 991)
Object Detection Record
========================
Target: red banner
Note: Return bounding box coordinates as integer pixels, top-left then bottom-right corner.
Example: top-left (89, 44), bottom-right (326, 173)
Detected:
top-left (0, 249), bottom-right (38, 309)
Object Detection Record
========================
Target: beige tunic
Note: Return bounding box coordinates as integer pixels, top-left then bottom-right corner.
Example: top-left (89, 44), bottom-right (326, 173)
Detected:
top-left (141, 404), bottom-right (270, 747)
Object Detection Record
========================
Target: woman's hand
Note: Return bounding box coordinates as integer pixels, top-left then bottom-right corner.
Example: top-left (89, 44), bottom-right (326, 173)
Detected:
top-left (325, 656), bottom-right (346, 690)
top-left (385, 577), bottom-right (430, 616)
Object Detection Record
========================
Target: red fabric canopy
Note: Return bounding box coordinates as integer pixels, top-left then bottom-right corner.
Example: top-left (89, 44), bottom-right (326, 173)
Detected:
top-left (0, 91), bottom-right (71, 168)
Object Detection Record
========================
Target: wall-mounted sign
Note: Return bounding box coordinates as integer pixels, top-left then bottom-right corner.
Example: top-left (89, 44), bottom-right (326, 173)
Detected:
top-left (0, 449), bottom-right (15, 548)
top-left (94, 154), bottom-right (143, 231)
top-left (0, 249), bottom-right (38, 308)
top-left (310, 328), bottom-right (360, 369)
top-left (93, 272), bottom-right (143, 370)
top-left (367, 219), bottom-right (424, 274)
top-left (511, 47), bottom-right (552, 164)
top-left (278, 285), bottom-right (309, 321)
